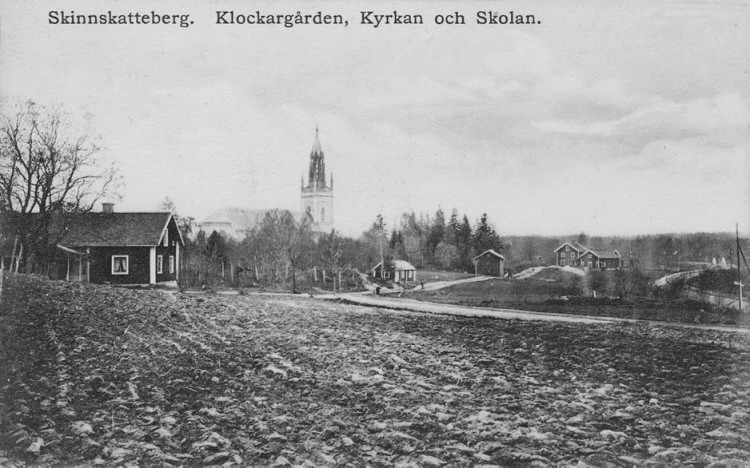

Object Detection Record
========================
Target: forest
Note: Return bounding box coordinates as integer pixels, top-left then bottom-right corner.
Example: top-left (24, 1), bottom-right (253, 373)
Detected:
top-left (174, 202), bottom-right (743, 291)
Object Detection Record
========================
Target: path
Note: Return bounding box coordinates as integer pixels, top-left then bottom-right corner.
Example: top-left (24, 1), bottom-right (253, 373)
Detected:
top-left (418, 275), bottom-right (494, 291)
top-left (513, 265), bottom-right (585, 279)
top-left (351, 269), bottom-right (495, 295)
top-left (330, 293), bottom-right (750, 334)
top-left (654, 269), bottom-right (702, 287)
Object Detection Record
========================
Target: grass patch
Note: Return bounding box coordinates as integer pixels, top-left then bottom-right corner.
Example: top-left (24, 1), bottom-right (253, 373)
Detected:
top-left (417, 270), bottom-right (475, 282)
top-left (407, 279), bottom-right (749, 326)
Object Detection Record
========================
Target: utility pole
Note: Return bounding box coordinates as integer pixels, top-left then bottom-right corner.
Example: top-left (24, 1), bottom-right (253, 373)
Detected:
top-left (736, 223), bottom-right (744, 312)
top-left (378, 215), bottom-right (385, 278)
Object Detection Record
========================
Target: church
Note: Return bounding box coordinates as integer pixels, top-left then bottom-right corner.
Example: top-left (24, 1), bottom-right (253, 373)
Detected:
top-left (301, 127), bottom-right (334, 232)
top-left (198, 127), bottom-right (334, 238)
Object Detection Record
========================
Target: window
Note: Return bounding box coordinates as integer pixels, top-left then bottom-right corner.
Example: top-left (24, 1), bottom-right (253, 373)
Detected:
top-left (561, 252), bottom-right (566, 258)
top-left (169, 255), bottom-right (175, 274)
top-left (163, 230), bottom-right (168, 247)
top-left (561, 260), bottom-right (566, 266)
top-left (112, 255), bottom-right (129, 275)
top-left (570, 252), bottom-right (576, 258)
top-left (157, 255), bottom-right (163, 274)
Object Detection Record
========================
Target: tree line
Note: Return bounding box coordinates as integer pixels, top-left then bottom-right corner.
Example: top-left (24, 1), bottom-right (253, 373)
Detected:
top-left (502, 232), bottom-right (742, 272)
top-left (176, 206), bottom-right (506, 290)
top-left (174, 200), bottom-right (746, 291)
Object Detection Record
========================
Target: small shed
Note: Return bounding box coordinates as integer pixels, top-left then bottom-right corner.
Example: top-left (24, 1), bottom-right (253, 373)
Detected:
top-left (472, 249), bottom-right (505, 277)
top-left (370, 260), bottom-right (417, 283)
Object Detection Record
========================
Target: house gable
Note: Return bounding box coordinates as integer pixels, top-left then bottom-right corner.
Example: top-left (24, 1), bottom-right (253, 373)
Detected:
top-left (554, 242), bottom-right (586, 254)
top-left (157, 214), bottom-right (185, 247)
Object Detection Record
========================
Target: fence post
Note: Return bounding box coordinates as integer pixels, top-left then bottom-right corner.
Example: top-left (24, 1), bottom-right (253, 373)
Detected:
top-left (0, 256), bottom-right (4, 299)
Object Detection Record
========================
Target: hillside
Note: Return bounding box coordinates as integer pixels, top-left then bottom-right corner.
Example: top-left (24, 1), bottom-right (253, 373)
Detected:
top-left (1, 275), bottom-right (749, 465)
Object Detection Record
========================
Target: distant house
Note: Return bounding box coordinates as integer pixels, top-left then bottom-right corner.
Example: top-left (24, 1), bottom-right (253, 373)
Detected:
top-left (370, 260), bottom-right (417, 283)
top-left (554, 241), bottom-right (623, 270)
top-left (472, 249), bottom-right (505, 277)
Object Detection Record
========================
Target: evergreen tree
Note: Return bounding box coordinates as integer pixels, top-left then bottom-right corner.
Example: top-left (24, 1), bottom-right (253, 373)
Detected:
top-left (473, 213), bottom-right (503, 254)
top-left (445, 209), bottom-right (460, 246)
top-left (456, 215), bottom-right (474, 270)
top-left (428, 208), bottom-right (446, 264)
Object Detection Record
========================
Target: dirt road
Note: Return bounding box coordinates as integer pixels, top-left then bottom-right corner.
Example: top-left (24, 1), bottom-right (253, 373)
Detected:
top-left (332, 292), bottom-right (750, 333)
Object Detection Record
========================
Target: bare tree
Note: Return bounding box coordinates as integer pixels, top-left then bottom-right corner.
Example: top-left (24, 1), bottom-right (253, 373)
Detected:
top-left (244, 210), bottom-right (313, 291)
top-left (317, 230), bottom-right (344, 291)
top-left (0, 101), bottom-right (118, 272)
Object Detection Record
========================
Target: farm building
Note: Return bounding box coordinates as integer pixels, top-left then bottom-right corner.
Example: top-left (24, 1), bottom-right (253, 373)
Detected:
top-left (1, 204), bottom-right (184, 285)
top-left (554, 241), bottom-right (623, 270)
top-left (370, 260), bottom-right (417, 283)
top-left (472, 249), bottom-right (505, 277)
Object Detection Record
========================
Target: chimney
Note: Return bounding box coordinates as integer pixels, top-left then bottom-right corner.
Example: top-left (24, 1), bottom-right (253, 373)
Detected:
top-left (102, 202), bottom-right (114, 213)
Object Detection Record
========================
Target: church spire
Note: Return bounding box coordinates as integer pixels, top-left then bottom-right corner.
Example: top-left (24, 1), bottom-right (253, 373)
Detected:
top-left (311, 125), bottom-right (323, 155)
top-left (307, 126), bottom-right (327, 190)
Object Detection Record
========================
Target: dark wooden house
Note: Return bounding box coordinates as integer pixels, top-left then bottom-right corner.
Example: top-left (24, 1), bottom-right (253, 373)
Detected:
top-left (554, 241), bottom-right (588, 268)
top-left (55, 205), bottom-right (184, 285)
top-left (472, 249), bottom-right (505, 277)
top-left (554, 241), bottom-right (623, 270)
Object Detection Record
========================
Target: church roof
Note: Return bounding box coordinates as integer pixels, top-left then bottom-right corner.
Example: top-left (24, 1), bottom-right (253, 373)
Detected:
top-left (199, 207), bottom-right (307, 236)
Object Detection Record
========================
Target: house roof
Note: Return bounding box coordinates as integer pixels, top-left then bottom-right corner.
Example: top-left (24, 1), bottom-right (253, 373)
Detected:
top-left (554, 241), bottom-right (588, 253)
top-left (59, 212), bottom-right (179, 247)
top-left (473, 249), bottom-right (505, 261)
top-left (0, 211), bottom-right (181, 248)
top-left (371, 260), bottom-right (416, 271)
top-left (580, 247), bottom-right (621, 260)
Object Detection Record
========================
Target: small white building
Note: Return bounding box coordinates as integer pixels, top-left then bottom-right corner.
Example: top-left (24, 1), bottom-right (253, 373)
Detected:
top-left (370, 260), bottom-right (417, 283)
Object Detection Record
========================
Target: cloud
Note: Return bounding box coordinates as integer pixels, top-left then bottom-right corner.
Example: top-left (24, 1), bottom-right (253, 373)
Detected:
top-left (534, 73), bottom-right (635, 110)
top-left (358, 77), bottom-right (477, 109)
top-left (533, 93), bottom-right (750, 144)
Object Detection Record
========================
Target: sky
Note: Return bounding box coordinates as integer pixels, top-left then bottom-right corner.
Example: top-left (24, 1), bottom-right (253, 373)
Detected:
top-left (1, 0), bottom-right (748, 237)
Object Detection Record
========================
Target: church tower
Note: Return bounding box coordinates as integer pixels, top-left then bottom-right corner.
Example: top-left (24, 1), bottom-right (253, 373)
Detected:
top-left (301, 126), bottom-right (334, 232)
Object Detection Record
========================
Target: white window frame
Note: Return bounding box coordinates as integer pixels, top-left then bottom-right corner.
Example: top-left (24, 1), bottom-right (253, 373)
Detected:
top-left (163, 230), bottom-right (168, 247)
top-left (112, 255), bottom-right (129, 275)
top-left (561, 252), bottom-right (566, 258)
top-left (157, 255), bottom-right (163, 274)
top-left (169, 255), bottom-right (175, 274)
